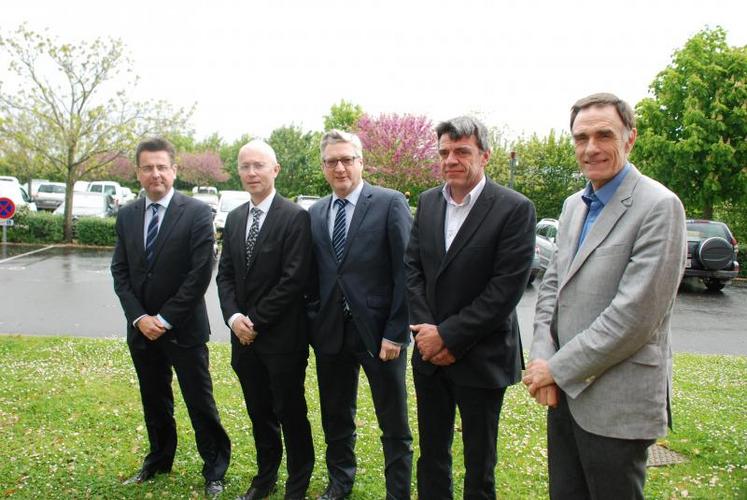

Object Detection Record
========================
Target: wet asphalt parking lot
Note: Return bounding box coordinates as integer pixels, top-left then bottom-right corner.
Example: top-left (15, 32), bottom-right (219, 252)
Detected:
top-left (1, 244), bottom-right (745, 355)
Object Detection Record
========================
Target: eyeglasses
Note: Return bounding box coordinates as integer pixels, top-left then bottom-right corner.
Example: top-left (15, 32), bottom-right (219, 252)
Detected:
top-left (238, 162), bottom-right (270, 173)
top-left (323, 156), bottom-right (358, 169)
top-left (138, 164), bottom-right (173, 174)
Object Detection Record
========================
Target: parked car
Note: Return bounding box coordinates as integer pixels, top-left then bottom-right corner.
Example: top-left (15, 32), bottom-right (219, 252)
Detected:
top-left (684, 219), bottom-right (740, 291)
top-left (54, 192), bottom-right (116, 219)
top-left (30, 178), bottom-right (50, 198)
top-left (0, 182), bottom-right (37, 212)
top-left (192, 187), bottom-right (220, 213)
top-left (120, 187), bottom-right (136, 205)
top-left (87, 181), bottom-right (127, 208)
top-left (295, 195), bottom-right (320, 210)
top-left (73, 180), bottom-right (90, 192)
top-left (214, 190), bottom-right (251, 239)
top-left (529, 218), bottom-right (559, 284)
top-left (0, 175), bottom-right (21, 186)
top-left (34, 182), bottom-right (66, 210)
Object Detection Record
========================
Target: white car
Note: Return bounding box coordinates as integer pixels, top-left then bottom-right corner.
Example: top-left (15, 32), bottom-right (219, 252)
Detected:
top-left (54, 192), bottom-right (115, 218)
top-left (34, 182), bottom-right (67, 211)
top-left (87, 180), bottom-right (127, 209)
top-left (214, 190), bottom-right (251, 239)
top-left (0, 182), bottom-right (37, 212)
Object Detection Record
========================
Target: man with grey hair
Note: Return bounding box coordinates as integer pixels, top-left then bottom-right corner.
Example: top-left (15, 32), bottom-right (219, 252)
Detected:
top-left (217, 139), bottom-right (314, 500)
top-left (406, 116), bottom-right (536, 498)
top-left (306, 129), bottom-right (413, 499)
top-left (524, 93), bottom-right (686, 499)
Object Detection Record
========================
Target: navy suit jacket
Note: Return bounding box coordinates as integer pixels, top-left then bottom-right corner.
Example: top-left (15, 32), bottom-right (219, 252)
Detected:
top-left (406, 178), bottom-right (536, 388)
top-left (111, 191), bottom-right (215, 348)
top-left (307, 182), bottom-right (412, 356)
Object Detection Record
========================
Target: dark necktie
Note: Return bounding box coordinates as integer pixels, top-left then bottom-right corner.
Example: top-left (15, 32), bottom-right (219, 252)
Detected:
top-left (145, 203), bottom-right (160, 265)
top-left (245, 207), bottom-right (262, 268)
top-left (332, 198), bottom-right (347, 262)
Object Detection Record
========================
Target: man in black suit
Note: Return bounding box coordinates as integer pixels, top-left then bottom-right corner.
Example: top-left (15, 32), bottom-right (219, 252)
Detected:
top-left (406, 116), bottom-right (536, 499)
top-left (216, 140), bottom-right (314, 500)
top-left (307, 129), bottom-right (413, 500)
top-left (111, 137), bottom-right (230, 497)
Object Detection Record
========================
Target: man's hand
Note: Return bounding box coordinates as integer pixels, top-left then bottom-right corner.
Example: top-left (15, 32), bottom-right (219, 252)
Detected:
top-left (430, 348), bottom-right (456, 366)
top-left (379, 339), bottom-right (402, 362)
top-left (411, 323), bottom-right (445, 361)
top-left (522, 358), bottom-right (556, 396)
top-left (231, 316), bottom-right (257, 346)
top-left (136, 315), bottom-right (166, 341)
top-left (534, 384), bottom-right (559, 408)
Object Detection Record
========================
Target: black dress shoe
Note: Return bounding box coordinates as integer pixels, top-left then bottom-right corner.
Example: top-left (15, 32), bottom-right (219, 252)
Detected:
top-left (237, 485), bottom-right (275, 500)
top-left (122, 468), bottom-right (156, 485)
top-left (318, 483), bottom-right (350, 500)
top-left (205, 479), bottom-right (224, 497)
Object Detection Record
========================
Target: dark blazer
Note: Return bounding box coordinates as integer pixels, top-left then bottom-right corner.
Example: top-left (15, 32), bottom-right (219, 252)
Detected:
top-left (406, 178), bottom-right (536, 388)
top-left (216, 194), bottom-right (311, 356)
top-left (111, 191), bottom-right (214, 348)
top-left (307, 183), bottom-right (412, 356)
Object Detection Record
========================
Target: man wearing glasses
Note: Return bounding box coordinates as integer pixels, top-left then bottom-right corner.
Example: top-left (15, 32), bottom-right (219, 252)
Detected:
top-left (306, 130), bottom-right (413, 499)
top-left (217, 140), bottom-right (315, 500)
top-left (111, 137), bottom-right (231, 497)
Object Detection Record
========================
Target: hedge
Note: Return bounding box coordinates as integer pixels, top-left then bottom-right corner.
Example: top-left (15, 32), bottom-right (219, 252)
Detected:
top-left (4, 209), bottom-right (116, 246)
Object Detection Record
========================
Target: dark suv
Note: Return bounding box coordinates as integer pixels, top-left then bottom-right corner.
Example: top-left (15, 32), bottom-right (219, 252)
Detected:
top-left (685, 219), bottom-right (740, 291)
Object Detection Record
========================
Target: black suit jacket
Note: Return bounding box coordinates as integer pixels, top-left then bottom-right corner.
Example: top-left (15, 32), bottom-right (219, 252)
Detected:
top-left (111, 191), bottom-right (215, 348)
top-left (405, 178), bottom-right (536, 388)
top-left (216, 194), bottom-right (311, 357)
top-left (307, 183), bottom-right (412, 356)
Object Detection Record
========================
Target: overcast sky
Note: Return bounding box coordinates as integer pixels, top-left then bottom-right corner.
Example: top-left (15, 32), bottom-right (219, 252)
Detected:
top-left (3, 0), bottom-right (746, 143)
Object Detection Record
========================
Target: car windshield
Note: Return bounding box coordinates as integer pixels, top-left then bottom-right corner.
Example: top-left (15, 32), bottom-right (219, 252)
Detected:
top-left (687, 222), bottom-right (729, 240)
top-left (40, 185), bottom-right (66, 193)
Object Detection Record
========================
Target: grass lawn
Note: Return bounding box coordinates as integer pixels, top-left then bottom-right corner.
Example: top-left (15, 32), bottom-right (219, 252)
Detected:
top-left (0, 335), bottom-right (744, 499)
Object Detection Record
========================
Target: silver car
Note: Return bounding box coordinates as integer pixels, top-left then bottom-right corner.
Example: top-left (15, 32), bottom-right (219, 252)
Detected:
top-left (34, 182), bottom-right (66, 210)
top-left (529, 218), bottom-right (558, 284)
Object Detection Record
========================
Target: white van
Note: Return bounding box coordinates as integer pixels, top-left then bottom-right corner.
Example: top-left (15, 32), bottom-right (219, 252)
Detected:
top-left (87, 181), bottom-right (127, 208)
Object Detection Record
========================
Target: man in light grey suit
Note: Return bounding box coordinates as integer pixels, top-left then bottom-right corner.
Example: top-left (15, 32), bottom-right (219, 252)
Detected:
top-left (523, 93), bottom-right (687, 499)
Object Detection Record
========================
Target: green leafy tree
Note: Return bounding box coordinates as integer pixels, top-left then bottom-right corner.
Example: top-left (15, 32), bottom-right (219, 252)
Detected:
top-left (508, 131), bottom-right (582, 220)
top-left (0, 25), bottom-right (191, 241)
top-left (323, 99), bottom-right (364, 132)
top-left (268, 125), bottom-right (327, 198)
top-left (634, 26), bottom-right (747, 219)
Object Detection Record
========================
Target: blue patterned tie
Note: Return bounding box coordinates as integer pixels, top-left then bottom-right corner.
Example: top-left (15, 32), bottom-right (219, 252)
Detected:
top-left (332, 199), bottom-right (347, 262)
top-left (145, 203), bottom-right (160, 265)
top-left (245, 207), bottom-right (262, 269)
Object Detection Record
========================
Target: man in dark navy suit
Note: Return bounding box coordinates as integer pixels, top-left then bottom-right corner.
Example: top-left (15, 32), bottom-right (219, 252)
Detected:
top-left (111, 137), bottom-right (230, 497)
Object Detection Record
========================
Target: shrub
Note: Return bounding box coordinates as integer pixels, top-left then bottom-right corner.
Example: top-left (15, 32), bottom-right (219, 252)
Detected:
top-left (76, 217), bottom-right (117, 246)
top-left (5, 209), bottom-right (64, 243)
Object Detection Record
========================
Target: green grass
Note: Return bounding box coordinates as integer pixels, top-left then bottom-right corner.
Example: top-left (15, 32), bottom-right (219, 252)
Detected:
top-left (0, 336), bottom-right (744, 499)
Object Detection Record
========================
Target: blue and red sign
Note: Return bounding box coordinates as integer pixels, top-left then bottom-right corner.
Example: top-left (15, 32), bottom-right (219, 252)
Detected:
top-left (0, 197), bottom-right (16, 219)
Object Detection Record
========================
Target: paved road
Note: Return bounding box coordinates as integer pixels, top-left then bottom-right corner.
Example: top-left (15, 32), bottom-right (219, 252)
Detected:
top-left (2, 244), bottom-right (745, 355)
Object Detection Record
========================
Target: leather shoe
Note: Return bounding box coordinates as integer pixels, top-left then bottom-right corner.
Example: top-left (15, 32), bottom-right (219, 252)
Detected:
top-left (318, 483), bottom-right (350, 500)
top-left (205, 479), bottom-right (224, 497)
top-left (122, 468), bottom-right (161, 485)
top-left (237, 485), bottom-right (275, 500)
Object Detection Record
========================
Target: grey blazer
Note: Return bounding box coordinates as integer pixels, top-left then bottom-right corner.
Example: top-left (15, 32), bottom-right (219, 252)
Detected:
top-left (530, 165), bottom-right (686, 440)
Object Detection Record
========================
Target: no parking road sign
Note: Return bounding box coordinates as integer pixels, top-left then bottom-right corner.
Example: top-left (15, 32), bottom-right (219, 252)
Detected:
top-left (0, 197), bottom-right (16, 228)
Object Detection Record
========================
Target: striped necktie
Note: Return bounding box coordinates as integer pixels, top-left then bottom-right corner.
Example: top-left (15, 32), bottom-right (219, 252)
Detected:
top-left (332, 198), bottom-right (347, 262)
top-left (245, 207), bottom-right (262, 269)
top-left (145, 203), bottom-right (160, 265)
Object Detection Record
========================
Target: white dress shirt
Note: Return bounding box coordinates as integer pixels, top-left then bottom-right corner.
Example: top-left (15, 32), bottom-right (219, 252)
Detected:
top-left (442, 176), bottom-right (486, 251)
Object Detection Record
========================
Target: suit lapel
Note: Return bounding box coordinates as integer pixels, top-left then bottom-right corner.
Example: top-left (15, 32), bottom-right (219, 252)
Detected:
top-left (133, 198), bottom-right (147, 267)
top-left (148, 192), bottom-right (185, 269)
top-left (316, 195), bottom-right (336, 261)
top-left (247, 195), bottom-right (281, 270)
top-left (342, 183), bottom-right (372, 265)
top-left (437, 180), bottom-right (495, 276)
top-left (432, 190), bottom-right (447, 263)
top-left (234, 201), bottom-right (251, 275)
top-left (562, 168), bottom-right (640, 287)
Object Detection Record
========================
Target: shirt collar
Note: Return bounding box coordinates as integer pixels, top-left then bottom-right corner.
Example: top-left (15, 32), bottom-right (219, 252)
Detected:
top-left (146, 187), bottom-right (175, 209)
top-left (250, 189), bottom-right (276, 213)
top-left (442, 175), bottom-right (486, 208)
top-left (332, 181), bottom-right (364, 207)
top-left (582, 163), bottom-right (631, 207)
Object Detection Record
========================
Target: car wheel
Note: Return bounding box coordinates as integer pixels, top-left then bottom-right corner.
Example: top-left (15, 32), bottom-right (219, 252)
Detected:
top-left (696, 237), bottom-right (733, 270)
top-left (704, 278), bottom-right (726, 292)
